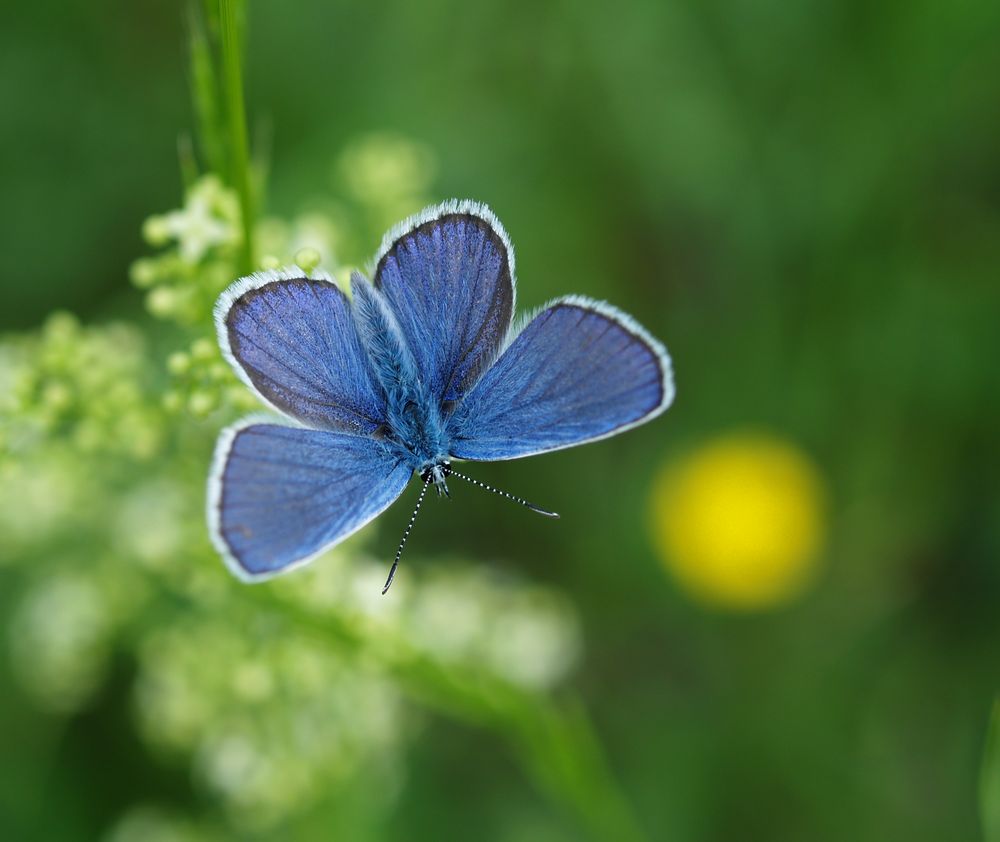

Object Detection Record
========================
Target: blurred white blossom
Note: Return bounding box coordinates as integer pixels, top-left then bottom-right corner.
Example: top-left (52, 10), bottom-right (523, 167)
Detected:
top-left (337, 132), bottom-right (436, 213)
top-left (143, 175), bottom-right (240, 263)
top-left (9, 574), bottom-right (114, 711)
top-left (103, 806), bottom-right (220, 842)
top-left (112, 480), bottom-right (187, 569)
top-left (277, 557), bottom-right (582, 690)
top-left (134, 614), bottom-right (407, 830)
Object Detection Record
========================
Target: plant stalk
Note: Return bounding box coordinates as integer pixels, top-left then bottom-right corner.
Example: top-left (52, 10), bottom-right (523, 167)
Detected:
top-left (218, 0), bottom-right (254, 273)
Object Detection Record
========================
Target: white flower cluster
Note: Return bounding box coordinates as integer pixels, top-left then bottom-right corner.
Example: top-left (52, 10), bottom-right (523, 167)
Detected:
top-left (2, 131), bottom-right (594, 838)
top-left (133, 611), bottom-right (406, 830)
top-left (0, 313), bottom-right (164, 462)
top-left (279, 556), bottom-right (582, 693)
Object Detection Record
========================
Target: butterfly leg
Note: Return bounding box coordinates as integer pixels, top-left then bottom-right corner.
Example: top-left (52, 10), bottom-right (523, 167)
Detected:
top-left (423, 463), bottom-right (451, 498)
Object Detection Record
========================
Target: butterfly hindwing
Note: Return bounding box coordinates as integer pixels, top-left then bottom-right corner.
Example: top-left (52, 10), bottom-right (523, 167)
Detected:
top-left (373, 200), bottom-right (515, 404)
top-left (208, 420), bottom-right (412, 581)
top-left (217, 270), bottom-right (386, 434)
top-left (447, 296), bottom-right (674, 461)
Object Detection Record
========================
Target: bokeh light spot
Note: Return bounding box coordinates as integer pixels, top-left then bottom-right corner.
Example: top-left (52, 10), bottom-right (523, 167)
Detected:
top-left (650, 432), bottom-right (827, 611)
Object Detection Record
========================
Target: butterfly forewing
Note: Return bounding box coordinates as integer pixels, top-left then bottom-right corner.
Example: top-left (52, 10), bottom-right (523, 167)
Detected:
top-left (374, 201), bottom-right (515, 404)
top-left (217, 271), bottom-right (386, 434)
top-left (446, 297), bottom-right (674, 461)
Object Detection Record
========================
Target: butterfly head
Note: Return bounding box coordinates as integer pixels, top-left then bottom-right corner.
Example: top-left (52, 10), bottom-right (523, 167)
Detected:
top-left (420, 460), bottom-right (452, 498)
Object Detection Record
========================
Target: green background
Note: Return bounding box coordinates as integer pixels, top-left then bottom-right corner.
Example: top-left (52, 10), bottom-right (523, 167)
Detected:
top-left (2, 1), bottom-right (999, 840)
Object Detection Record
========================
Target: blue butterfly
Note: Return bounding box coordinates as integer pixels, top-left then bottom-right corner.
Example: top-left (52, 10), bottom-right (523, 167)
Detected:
top-left (208, 200), bottom-right (675, 591)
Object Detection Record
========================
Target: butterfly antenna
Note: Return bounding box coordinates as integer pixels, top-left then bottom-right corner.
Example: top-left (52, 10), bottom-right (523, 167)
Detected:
top-left (444, 466), bottom-right (560, 518)
top-left (382, 471), bottom-right (433, 595)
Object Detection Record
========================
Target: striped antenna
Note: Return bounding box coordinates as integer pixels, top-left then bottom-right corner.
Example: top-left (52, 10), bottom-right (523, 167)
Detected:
top-left (444, 466), bottom-right (560, 519)
top-left (382, 471), bottom-right (432, 595)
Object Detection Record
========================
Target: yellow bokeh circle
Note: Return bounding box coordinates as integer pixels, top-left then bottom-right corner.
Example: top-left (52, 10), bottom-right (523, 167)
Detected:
top-left (650, 432), bottom-right (826, 611)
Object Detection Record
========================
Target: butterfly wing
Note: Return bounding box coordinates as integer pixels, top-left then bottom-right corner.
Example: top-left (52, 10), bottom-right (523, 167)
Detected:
top-left (372, 200), bottom-right (514, 404)
top-left (216, 269), bottom-right (386, 434)
top-left (208, 419), bottom-right (412, 581)
top-left (447, 296), bottom-right (674, 461)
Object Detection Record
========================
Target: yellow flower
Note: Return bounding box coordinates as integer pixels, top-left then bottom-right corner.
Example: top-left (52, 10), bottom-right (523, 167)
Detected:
top-left (650, 432), bottom-right (826, 610)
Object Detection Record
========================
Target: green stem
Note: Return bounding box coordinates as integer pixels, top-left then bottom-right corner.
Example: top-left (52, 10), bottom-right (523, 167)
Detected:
top-left (186, 2), bottom-right (224, 177)
top-left (218, 0), bottom-right (254, 273)
top-left (508, 700), bottom-right (649, 842)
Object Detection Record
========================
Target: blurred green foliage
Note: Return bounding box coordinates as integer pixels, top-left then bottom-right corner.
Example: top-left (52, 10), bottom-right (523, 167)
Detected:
top-left (984, 702), bottom-right (1000, 842)
top-left (2, 0), bottom-right (999, 840)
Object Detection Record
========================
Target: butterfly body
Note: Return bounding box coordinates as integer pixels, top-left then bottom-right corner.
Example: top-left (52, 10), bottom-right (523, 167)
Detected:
top-left (208, 200), bottom-right (674, 584)
top-left (350, 272), bottom-right (455, 491)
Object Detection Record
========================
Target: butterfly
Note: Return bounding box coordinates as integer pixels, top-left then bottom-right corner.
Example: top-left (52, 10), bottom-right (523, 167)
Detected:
top-left (207, 199), bottom-right (675, 591)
